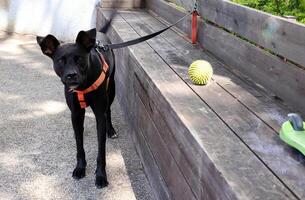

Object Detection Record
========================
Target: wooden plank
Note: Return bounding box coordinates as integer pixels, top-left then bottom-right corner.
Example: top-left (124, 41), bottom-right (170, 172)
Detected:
top-left (100, 9), bottom-right (302, 198)
top-left (136, 90), bottom-right (196, 200)
top-left (198, 0), bottom-right (305, 67)
top-left (146, 0), bottom-right (193, 36)
top-left (163, 0), bottom-right (195, 11)
top-left (146, 0), bottom-right (305, 119)
top-left (98, 10), bottom-right (170, 199)
top-left (132, 127), bottom-right (171, 200)
top-left (130, 51), bottom-right (295, 199)
top-left (123, 10), bottom-right (305, 199)
top-left (176, 0), bottom-right (195, 11)
top-left (101, 10), bottom-right (298, 199)
top-left (144, 8), bottom-right (290, 131)
top-left (134, 70), bottom-right (226, 200)
top-left (126, 54), bottom-right (197, 200)
top-left (200, 20), bottom-right (305, 115)
top-left (100, 0), bottom-right (143, 8)
top-left (209, 65), bottom-right (289, 131)
top-left (148, 0), bottom-right (305, 68)
top-left (134, 73), bottom-right (201, 199)
top-left (118, 13), bottom-right (203, 198)
top-left (124, 9), bottom-right (288, 130)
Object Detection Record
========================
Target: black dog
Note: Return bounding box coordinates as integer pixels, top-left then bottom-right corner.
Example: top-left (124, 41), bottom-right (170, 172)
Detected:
top-left (36, 26), bottom-right (117, 188)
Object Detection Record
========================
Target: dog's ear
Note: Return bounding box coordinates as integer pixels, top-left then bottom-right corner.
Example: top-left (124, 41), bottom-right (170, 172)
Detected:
top-left (36, 35), bottom-right (60, 57)
top-left (76, 28), bottom-right (96, 51)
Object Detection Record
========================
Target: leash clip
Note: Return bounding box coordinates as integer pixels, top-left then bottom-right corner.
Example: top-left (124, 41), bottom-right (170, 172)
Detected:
top-left (102, 44), bottom-right (110, 51)
top-left (193, 0), bottom-right (199, 14)
top-left (95, 41), bottom-right (109, 52)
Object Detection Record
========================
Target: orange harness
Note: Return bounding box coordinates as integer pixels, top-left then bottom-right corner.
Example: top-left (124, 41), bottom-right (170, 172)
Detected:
top-left (73, 52), bottom-right (109, 109)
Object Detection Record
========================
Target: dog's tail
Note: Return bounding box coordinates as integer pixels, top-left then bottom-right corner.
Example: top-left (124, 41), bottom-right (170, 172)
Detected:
top-left (99, 0), bottom-right (120, 34)
top-left (99, 11), bottom-right (117, 33)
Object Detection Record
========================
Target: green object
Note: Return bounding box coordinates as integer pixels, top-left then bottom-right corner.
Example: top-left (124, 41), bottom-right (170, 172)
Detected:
top-left (280, 113), bottom-right (305, 155)
top-left (188, 60), bottom-right (213, 85)
top-left (231, 0), bottom-right (305, 24)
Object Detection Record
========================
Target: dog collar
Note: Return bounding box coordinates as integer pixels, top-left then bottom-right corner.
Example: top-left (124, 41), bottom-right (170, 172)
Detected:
top-left (73, 51), bottom-right (109, 109)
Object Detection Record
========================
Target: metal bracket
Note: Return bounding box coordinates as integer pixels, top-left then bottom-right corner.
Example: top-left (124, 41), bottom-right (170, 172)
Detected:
top-left (193, 0), bottom-right (199, 15)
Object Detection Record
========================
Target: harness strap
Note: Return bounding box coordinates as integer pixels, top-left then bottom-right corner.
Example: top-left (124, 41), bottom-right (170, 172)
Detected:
top-left (74, 52), bottom-right (109, 109)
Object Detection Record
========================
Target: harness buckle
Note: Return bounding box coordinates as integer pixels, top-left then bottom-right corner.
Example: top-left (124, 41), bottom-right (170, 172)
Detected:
top-left (74, 45), bottom-right (110, 109)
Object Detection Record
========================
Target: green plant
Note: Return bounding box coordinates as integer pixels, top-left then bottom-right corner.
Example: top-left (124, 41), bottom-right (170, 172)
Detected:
top-left (233, 0), bottom-right (305, 23)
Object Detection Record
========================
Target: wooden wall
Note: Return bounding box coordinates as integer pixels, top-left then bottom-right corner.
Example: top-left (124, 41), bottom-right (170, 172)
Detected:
top-left (95, 1), bottom-right (305, 199)
top-left (97, 8), bottom-right (302, 200)
top-left (100, 0), bottom-right (143, 8)
top-left (159, 0), bottom-right (305, 67)
top-left (146, 0), bottom-right (305, 115)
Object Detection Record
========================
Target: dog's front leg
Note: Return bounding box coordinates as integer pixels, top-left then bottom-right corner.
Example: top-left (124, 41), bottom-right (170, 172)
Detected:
top-left (71, 110), bottom-right (87, 179)
top-left (95, 113), bottom-right (108, 188)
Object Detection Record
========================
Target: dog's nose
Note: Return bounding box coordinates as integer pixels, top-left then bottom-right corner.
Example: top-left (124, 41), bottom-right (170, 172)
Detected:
top-left (66, 73), bottom-right (78, 80)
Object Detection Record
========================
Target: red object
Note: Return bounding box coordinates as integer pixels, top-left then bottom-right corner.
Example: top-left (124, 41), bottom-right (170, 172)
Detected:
top-left (73, 53), bottom-right (109, 109)
top-left (192, 10), bottom-right (198, 44)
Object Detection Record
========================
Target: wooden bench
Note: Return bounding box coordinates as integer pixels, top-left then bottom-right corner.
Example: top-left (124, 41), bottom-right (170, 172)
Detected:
top-left (97, 3), bottom-right (305, 200)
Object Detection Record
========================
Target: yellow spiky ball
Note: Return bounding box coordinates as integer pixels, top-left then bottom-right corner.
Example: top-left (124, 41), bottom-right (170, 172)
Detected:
top-left (188, 60), bottom-right (213, 85)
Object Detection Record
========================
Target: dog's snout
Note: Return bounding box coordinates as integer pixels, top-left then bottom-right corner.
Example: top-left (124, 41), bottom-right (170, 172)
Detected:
top-left (66, 72), bottom-right (78, 80)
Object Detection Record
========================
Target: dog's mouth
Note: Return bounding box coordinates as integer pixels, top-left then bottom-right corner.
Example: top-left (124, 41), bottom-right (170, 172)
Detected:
top-left (68, 82), bottom-right (79, 90)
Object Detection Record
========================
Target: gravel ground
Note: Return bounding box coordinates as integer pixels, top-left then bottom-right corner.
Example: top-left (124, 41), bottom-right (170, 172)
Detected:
top-left (0, 31), bottom-right (155, 200)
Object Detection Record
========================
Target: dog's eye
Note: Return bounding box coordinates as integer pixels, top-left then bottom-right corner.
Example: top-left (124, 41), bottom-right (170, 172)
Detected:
top-left (58, 57), bottom-right (66, 65)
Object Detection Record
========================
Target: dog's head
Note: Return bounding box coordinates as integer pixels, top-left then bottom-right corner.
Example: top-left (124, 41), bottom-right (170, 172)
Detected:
top-left (36, 29), bottom-right (97, 90)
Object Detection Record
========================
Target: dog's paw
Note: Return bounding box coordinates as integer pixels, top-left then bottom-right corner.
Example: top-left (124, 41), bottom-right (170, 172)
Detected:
top-left (72, 167), bottom-right (86, 180)
top-left (107, 128), bottom-right (118, 139)
top-left (95, 175), bottom-right (108, 189)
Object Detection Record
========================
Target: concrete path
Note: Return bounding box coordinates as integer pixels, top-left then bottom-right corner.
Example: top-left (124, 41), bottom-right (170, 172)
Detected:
top-left (0, 31), bottom-right (155, 200)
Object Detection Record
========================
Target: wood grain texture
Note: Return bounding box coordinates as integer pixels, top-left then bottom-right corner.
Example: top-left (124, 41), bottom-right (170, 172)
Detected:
top-left (136, 90), bottom-right (196, 200)
top-left (98, 8), bottom-right (297, 199)
top-left (125, 9), bottom-right (288, 130)
top-left (100, 0), bottom-right (143, 8)
top-left (98, 11), bottom-right (171, 199)
top-left (132, 127), bottom-right (171, 200)
top-left (134, 73), bottom-right (217, 200)
top-left (145, 9), bottom-right (290, 131)
top-left (120, 10), bottom-right (305, 199)
top-left (146, 0), bottom-right (193, 36)
top-left (149, 0), bottom-right (305, 67)
top-left (174, 0), bottom-right (196, 11)
top-left (200, 20), bottom-right (305, 115)
top-left (146, 0), bottom-right (305, 117)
